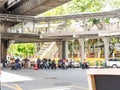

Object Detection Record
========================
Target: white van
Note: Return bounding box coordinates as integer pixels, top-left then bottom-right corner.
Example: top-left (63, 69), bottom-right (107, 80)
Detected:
top-left (107, 58), bottom-right (120, 68)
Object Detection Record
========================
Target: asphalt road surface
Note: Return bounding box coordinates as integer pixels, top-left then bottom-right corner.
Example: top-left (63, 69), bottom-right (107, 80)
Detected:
top-left (1, 68), bottom-right (88, 90)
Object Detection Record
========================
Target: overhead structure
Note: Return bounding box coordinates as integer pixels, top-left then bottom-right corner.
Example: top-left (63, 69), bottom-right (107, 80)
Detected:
top-left (1, 0), bottom-right (71, 15)
top-left (0, 0), bottom-right (8, 11)
top-left (35, 8), bottom-right (120, 21)
top-left (0, 8), bottom-right (120, 22)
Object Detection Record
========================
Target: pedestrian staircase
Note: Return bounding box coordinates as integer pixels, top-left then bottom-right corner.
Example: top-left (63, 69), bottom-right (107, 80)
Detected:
top-left (38, 42), bottom-right (58, 59)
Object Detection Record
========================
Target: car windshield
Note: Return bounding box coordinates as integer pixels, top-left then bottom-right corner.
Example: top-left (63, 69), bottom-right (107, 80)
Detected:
top-left (109, 59), bottom-right (120, 61)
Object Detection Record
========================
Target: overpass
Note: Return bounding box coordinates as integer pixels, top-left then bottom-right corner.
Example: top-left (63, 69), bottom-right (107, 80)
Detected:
top-left (0, 0), bottom-right (71, 15)
top-left (0, 0), bottom-right (72, 60)
top-left (2, 29), bottom-right (120, 43)
top-left (1, 8), bottom-right (120, 42)
top-left (0, 6), bottom-right (120, 62)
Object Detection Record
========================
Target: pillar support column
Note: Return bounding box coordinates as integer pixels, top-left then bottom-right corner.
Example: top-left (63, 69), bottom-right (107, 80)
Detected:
top-left (0, 22), bottom-right (11, 61)
top-left (78, 39), bottom-right (85, 62)
top-left (1, 40), bottom-right (9, 60)
top-left (102, 37), bottom-right (109, 65)
top-left (56, 41), bottom-right (68, 59)
top-left (65, 41), bottom-right (69, 59)
top-left (56, 42), bottom-right (63, 59)
top-left (0, 23), bottom-right (2, 61)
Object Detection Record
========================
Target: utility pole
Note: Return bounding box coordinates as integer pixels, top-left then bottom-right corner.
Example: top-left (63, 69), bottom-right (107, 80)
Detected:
top-left (0, 22), bottom-right (2, 64)
top-left (0, 29), bottom-right (1, 62)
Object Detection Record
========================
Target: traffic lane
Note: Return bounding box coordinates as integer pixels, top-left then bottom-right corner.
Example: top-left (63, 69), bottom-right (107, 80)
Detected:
top-left (1, 68), bottom-right (88, 90)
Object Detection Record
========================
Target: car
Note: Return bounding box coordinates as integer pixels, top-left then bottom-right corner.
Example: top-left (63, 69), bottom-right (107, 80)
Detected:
top-left (107, 58), bottom-right (120, 68)
top-left (72, 61), bottom-right (80, 68)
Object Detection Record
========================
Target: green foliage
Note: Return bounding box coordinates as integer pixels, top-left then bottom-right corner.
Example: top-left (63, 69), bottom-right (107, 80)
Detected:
top-left (109, 37), bottom-right (120, 55)
top-left (111, 0), bottom-right (120, 8)
top-left (110, 38), bottom-right (118, 45)
top-left (71, 0), bottom-right (105, 12)
top-left (42, 0), bottom-right (105, 16)
top-left (104, 18), bottom-right (110, 24)
top-left (8, 43), bottom-right (36, 57)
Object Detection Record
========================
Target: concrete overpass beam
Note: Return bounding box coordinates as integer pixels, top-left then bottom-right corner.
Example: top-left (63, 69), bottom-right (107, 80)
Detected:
top-left (10, 0), bottom-right (71, 15)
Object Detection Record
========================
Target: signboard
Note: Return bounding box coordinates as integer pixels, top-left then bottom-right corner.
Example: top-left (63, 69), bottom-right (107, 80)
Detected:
top-left (87, 69), bottom-right (120, 90)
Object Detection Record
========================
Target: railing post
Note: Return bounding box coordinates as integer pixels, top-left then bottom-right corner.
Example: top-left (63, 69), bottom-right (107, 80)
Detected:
top-left (21, 21), bottom-right (24, 33)
top-left (33, 21), bottom-right (35, 34)
top-left (102, 18), bottom-right (106, 30)
top-left (48, 21), bottom-right (50, 33)
top-left (65, 20), bottom-right (68, 32)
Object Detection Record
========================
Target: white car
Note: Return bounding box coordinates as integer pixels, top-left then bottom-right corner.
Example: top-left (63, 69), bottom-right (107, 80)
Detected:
top-left (72, 62), bottom-right (80, 68)
top-left (107, 59), bottom-right (120, 68)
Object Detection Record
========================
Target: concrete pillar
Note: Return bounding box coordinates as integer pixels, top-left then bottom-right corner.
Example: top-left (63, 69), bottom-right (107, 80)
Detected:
top-left (0, 26), bottom-right (1, 62)
top-left (65, 41), bottom-right (69, 59)
top-left (62, 41), bottom-right (66, 59)
top-left (0, 23), bottom-right (11, 61)
top-left (56, 41), bottom-right (68, 59)
top-left (102, 37), bottom-right (109, 65)
top-left (78, 39), bottom-right (85, 62)
top-left (1, 40), bottom-right (9, 60)
top-left (0, 23), bottom-right (3, 61)
top-left (56, 42), bottom-right (63, 59)
top-left (71, 39), bottom-right (74, 60)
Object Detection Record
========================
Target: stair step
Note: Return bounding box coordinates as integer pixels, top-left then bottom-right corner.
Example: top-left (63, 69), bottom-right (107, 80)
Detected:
top-left (42, 46), bottom-right (49, 48)
top-left (44, 43), bottom-right (51, 45)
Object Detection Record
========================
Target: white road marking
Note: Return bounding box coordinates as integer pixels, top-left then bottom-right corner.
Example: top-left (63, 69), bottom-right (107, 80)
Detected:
top-left (1, 83), bottom-right (23, 90)
top-left (1, 71), bottom-right (33, 83)
top-left (33, 85), bottom-right (88, 90)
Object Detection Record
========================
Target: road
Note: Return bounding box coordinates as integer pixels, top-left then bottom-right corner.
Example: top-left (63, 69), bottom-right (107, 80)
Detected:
top-left (1, 68), bottom-right (88, 90)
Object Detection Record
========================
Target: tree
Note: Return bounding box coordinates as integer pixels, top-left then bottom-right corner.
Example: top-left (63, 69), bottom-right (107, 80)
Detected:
top-left (70, 0), bottom-right (105, 12)
top-left (8, 43), bottom-right (36, 58)
top-left (111, 0), bottom-right (120, 9)
top-left (86, 39), bottom-right (98, 54)
top-left (109, 38), bottom-right (119, 56)
top-left (42, 0), bottom-right (105, 16)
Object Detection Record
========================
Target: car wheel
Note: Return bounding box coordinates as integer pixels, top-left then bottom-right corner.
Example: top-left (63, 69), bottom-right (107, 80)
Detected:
top-left (112, 64), bottom-right (118, 68)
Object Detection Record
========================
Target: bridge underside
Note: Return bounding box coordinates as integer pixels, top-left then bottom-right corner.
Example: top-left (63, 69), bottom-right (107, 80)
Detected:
top-left (0, 0), bottom-right (71, 16)
top-left (2, 30), bottom-right (120, 43)
top-left (1, 31), bottom-right (99, 43)
top-left (12, 0), bottom-right (71, 15)
top-left (2, 33), bottom-right (61, 43)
